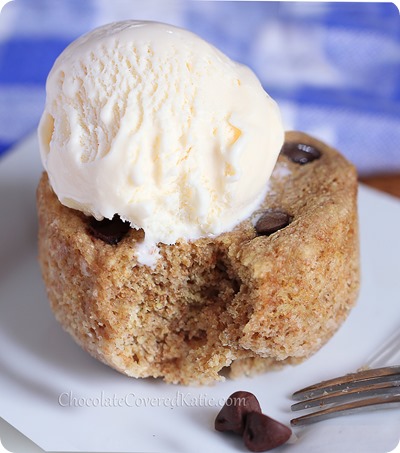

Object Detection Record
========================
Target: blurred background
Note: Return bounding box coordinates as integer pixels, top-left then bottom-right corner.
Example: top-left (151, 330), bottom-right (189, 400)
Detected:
top-left (0, 0), bottom-right (399, 176)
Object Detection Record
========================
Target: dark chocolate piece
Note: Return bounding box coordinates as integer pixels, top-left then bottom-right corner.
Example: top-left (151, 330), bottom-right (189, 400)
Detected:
top-left (281, 142), bottom-right (321, 164)
top-left (88, 214), bottom-right (131, 245)
top-left (243, 412), bottom-right (292, 452)
top-left (255, 209), bottom-right (291, 236)
top-left (215, 391), bottom-right (262, 434)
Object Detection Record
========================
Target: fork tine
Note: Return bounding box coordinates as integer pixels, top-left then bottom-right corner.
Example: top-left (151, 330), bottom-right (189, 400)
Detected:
top-left (291, 379), bottom-right (400, 411)
top-left (292, 365), bottom-right (400, 401)
top-left (291, 395), bottom-right (400, 426)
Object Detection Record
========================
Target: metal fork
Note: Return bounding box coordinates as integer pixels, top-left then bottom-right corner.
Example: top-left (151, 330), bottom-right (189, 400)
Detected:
top-left (290, 329), bottom-right (400, 426)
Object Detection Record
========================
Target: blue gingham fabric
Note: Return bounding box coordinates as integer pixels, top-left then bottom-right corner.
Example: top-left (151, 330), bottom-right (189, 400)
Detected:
top-left (0, 1), bottom-right (399, 175)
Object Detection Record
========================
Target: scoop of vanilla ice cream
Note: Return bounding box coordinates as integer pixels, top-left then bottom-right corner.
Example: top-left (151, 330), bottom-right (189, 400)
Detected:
top-left (38, 20), bottom-right (284, 265)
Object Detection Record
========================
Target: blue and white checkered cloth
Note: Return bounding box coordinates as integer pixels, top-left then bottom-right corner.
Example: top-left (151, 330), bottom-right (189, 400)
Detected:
top-left (0, 1), bottom-right (399, 174)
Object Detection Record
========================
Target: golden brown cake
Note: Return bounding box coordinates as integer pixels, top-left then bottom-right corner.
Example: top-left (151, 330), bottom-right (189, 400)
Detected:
top-left (37, 131), bottom-right (360, 385)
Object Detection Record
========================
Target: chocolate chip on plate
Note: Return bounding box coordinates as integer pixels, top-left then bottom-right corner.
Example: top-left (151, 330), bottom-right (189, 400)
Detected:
top-left (281, 142), bottom-right (321, 165)
top-left (255, 209), bottom-right (292, 236)
top-left (88, 214), bottom-right (131, 245)
top-left (215, 391), bottom-right (262, 434)
top-left (243, 412), bottom-right (292, 452)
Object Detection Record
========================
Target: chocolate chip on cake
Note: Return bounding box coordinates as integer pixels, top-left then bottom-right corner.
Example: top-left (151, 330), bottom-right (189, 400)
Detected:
top-left (282, 142), bottom-right (321, 165)
top-left (88, 214), bottom-right (131, 245)
top-left (255, 209), bottom-right (292, 236)
top-left (215, 391), bottom-right (262, 434)
top-left (243, 412), bottom-right (292, 452)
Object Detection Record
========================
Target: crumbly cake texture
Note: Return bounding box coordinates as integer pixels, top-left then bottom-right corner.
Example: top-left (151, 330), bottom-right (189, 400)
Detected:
top-left (37, 131), bottom-right (360, 385)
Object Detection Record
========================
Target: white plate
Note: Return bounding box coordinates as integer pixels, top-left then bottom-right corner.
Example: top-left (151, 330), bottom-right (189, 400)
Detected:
top-left (1, 134), bottom-right (400, 453)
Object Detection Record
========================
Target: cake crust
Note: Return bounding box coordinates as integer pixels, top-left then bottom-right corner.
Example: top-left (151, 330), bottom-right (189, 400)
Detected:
top-left (37, 131), bottom-right (360, 385)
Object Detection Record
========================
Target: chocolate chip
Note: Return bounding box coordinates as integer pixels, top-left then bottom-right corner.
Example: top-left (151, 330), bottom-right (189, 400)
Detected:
top-left (215, 391), bottom-right (262, 434)
top-left (243, 412), bottom-right (292, 452)
top-left (88, 214), bottom-right (131, 245)
top-left (281, 142), bottom-right (321, 164)
top-left (255, 209), bottom-right (291, 236)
